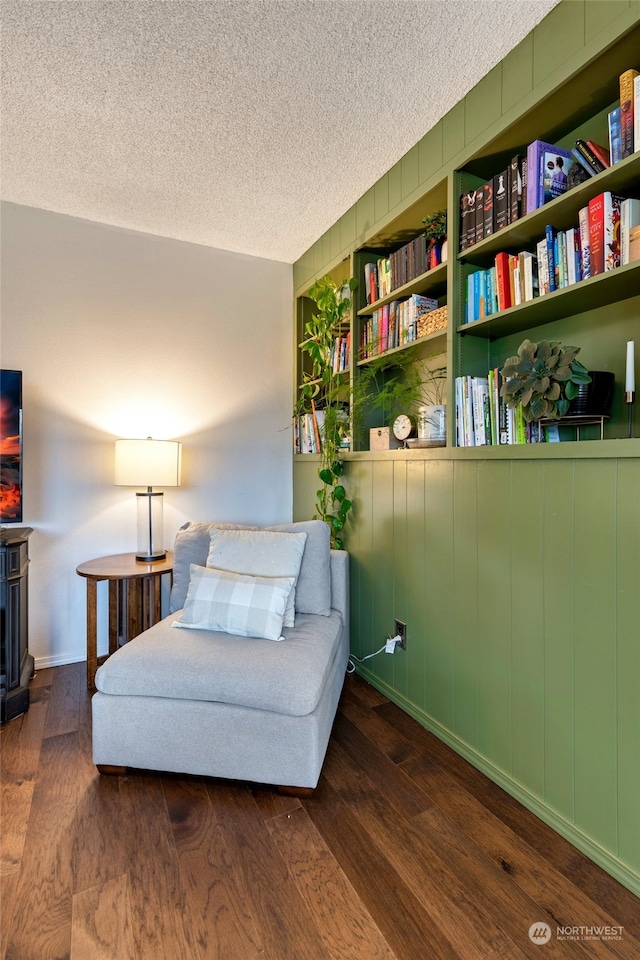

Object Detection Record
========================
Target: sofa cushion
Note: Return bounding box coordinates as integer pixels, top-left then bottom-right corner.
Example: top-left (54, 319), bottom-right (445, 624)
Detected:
top-left (206, 528), bottom-right (307, 627)
top-left (265, 521), bottom-right (331, 616)
top-left (170, 519), bottom-right (332, 617)
top-left (170, 521), bottom-right (257, 613)
top-left (173, 565), bottom-right (295, 641)
top-left (94, 609), bottom-right (344, 717)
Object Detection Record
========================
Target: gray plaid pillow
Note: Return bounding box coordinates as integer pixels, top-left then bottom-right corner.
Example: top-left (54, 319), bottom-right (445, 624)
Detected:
top-left (172, 564), bottom-right (295, 642)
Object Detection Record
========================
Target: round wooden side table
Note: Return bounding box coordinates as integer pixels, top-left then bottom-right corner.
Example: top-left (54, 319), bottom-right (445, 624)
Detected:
top-left (76, 552), bottom-right (174, 689)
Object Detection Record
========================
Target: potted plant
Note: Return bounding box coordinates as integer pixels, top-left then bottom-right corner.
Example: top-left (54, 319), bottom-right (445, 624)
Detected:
top-left (353, 351), bottom-right (447, 444)
top-left (422, 209), bottom-right (447, 268)
top-left (296, 275), bottom-right (357, 548)
top-left (500, 338), bottom-right (591, 422)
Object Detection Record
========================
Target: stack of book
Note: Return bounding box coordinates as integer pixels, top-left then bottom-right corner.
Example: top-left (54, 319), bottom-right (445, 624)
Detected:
top-left (330, 333), bottom-right (351, 373)
top-left (459, 155), bottom-right (524, 251)
top-left (294, 407), bottom-right (325, 455)
top-left (364, 233), bottom-right (436, 304)
top-left (463, 191), bottom-right (640, 322)
top-left (455, 372), bottom-right (544, 447)
top-left (360, 294), bottom-right (439, 359)
top-left (608, 67), bottom-right (640, 163)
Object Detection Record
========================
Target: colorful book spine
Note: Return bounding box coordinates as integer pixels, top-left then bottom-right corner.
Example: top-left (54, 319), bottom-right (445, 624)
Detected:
top-left (483, 182), bottom-right (494, 239)
top-left (619, 68), bottom-right (639, 159)
top-left (545, 225), bottom-right (557, 292)
top-left (608, 107), bottom-right (622, 164)
top-left (571, 147), bottom-right (597, 177)
top-left (578, 206), bottom-right (591, 279)
top-left (536, 238), bottom-right (549, 296)
top-left (588, 192), bottom-right (623, 275)
top-left (621, 198), bottom-right (640, 265)
top-left (493, 170), bottom-right (509, 231)
top-left (635, 74), bottom-right (640, 155)
top-left (508, 155), bottom-right (524, 224)
top-left (575, 139), bottom-right (606, 173)
top-left (494, 252), bottom-right (511, 310)
top-left (526, 140), bottom-right (573, 211)
top-left (586, 140), bottom-right (610, 168)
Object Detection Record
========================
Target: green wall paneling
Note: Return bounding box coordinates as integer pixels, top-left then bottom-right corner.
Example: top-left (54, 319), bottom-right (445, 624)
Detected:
top-left (542, 459), bottom-right (576, 819)
top-left (509, 459), bottom-right (545, 798)
top-left (533, 2), bottom-right (586, 88)
top-left (616, 458), bottom-right (640, 869)
top-left (293, 0), bottom-right (640, 893)
top-left (422, 459), bottom-right (455, 729)
top-left (451, 459), bottom-right (480, 750)
top-left (391, 460), bottom-right (409, 697)
top-left (475, 460), bottom-right (513, 774)
top-left (585, 1), bottom-right (631, 44)
top-left (501, 32), bottom-right (534, 116)
top-left (573, 459), bottom-right (618, 854)
top-left (418, 124), bottom-right (444, 186)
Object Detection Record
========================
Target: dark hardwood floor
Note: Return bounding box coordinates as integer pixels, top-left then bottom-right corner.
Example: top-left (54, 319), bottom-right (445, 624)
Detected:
top-left (1, 662), bottom-right (638, 959)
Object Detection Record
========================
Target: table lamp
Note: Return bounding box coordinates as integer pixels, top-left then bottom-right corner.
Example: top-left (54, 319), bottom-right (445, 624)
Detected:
top-left (114, 438), bottom-right (182, 561)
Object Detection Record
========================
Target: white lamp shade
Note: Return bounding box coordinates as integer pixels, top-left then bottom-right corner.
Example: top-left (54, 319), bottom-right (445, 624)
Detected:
top-left (114, 438), bottom-right (182, 487)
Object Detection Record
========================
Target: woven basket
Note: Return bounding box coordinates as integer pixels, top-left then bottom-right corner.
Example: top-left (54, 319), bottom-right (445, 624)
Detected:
top-left (416, 305), bottom-right (447, 339)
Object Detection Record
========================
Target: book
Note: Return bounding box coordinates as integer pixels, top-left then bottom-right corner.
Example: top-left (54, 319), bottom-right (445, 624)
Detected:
top-left (586, 140), bottom-right (610, 169)
top-left (494, 251), bottom-right (511, 310)
top-left (588, 191), bottom-right (623, 274)
top-left (545, 224), bottom-right (557, 292)
top-left (571, 146), bottom-right (597, 177)
top-left (521, 251), bottom-right (538, 301)
top-left (635, 74), bottom-right (640, 155)
top-left (483, 182), bottom-right (494, 238)
top-left (508, 155), bottom-right (524, 224)
top-left (474, 186), bottom-right (485, 244)
top-left (536, 237), bottom-right (550, 296)
top-left (493, 169), bottom-right (509, 231)
top-left (526, 140), bottom-right (573, 211)
top-left (460, 191), bottom-right (476, 251)
top-left (574, 139), bottom-right (606, 174)
top-left (608, 106), bottom-right (622, 164)
top-left (578, 206), bottom-right (591, 279)
top-left (621, 198), bottom-right (640, 265)
top-left (619, 68), bottom-right (639, 159)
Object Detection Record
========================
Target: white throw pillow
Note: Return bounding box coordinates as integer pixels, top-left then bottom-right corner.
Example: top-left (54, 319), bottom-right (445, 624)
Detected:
top-left (206, 528), bottom-right (307, 628)
top-left (173, 565), bottom-right (295, 642)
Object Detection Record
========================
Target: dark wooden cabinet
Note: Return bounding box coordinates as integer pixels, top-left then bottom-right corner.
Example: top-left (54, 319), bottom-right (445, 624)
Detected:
top-left (1, 527), bottom-right (34, 724)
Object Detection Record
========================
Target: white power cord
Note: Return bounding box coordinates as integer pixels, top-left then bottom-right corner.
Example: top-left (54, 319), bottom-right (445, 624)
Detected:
top-left (347, 635), bottom-right (402, 674)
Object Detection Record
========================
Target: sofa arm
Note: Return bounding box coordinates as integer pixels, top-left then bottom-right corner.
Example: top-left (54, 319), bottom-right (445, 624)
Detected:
top-left (330, 549), bottom-right (349, 650)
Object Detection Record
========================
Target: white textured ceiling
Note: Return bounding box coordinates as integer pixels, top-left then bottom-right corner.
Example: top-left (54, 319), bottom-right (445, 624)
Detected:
top-left (1, 0), bottom-right (562, 263)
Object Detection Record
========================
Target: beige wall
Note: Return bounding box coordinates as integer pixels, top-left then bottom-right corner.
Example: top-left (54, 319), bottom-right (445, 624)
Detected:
top-left (1, 201), bottom-right (293, 667)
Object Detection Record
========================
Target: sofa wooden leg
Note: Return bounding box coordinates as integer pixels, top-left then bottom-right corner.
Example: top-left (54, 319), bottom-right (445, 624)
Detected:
top-left (96, 764), bottom-right (127, 776)
top-left (277, 785), bottom-right (315, 798)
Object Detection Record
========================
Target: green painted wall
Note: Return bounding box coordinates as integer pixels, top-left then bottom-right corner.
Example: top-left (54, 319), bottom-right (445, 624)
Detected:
top-left (292, 0), bottom-right (640, 894)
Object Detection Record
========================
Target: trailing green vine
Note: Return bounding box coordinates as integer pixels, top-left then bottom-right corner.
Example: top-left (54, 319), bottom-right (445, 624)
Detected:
top-left (296, 275), bottom-right (357, 548)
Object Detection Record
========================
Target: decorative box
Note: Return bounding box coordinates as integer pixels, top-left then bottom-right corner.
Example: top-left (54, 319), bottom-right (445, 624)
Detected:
top-left (369, 427), bottom-right (402, 451)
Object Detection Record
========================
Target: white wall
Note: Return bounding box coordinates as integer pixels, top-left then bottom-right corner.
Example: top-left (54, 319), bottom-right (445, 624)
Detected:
top-left (1, 202), bottom-right (294, 667)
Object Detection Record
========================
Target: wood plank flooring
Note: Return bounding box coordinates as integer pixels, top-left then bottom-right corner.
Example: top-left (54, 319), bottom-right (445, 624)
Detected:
top-left (1, 663), bottom-right (638, 959)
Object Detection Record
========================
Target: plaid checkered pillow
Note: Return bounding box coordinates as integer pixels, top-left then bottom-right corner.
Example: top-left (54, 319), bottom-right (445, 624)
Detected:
top-left (172, 565), bottom-right (295, 641)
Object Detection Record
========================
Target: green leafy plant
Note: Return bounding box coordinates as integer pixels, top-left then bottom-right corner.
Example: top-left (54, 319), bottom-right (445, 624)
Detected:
top-left (421, 209), bottom-right (447, 243)
top-left (500, 338), bottom-right (591, 422)
top-left (296, 275), bottom-right (357, 548)
top-left (352, 351), bottom-right (446, 442)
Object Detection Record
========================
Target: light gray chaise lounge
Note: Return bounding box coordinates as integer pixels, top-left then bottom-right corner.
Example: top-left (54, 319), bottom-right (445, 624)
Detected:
top-left (92, 519), bottom-right (349, 794)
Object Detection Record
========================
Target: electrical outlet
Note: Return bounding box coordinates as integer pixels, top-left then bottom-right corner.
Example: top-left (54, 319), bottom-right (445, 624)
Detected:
top-left (394, 619), bottom-right (406, 650)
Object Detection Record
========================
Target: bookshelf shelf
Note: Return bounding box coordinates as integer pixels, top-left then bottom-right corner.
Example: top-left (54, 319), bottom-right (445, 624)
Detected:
top-left (357, 328), bottom-right (447, 367)
top-left (357, 262), bottom-right (448, 316)
top-left (457, 153), bottom-right (640, 267)
top-left (294, 11), bottom-right (640, 454)
top-left (458, 259), bottom-right (640, 340)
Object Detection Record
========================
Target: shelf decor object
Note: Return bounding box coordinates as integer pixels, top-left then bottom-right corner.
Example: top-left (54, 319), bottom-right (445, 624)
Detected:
top-left (625, 340), bottom-right (635, 438)
top-left (114, 437), bottom-right (182, 562)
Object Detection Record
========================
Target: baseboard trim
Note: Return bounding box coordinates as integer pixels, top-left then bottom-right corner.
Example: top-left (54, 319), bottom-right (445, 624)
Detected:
top-left (357, 666), bottom-right (640, 898)
top-left (34, 653), bottom-right (86, 671)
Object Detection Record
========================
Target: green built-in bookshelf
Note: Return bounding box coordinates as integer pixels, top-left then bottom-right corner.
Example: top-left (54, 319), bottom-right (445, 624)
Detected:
top-left (293, 0), bottom-right (640, 896)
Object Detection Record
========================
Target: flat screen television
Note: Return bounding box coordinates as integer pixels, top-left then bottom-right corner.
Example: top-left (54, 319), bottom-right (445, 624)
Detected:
top-left (0, 370), bottom-right (23, 523)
